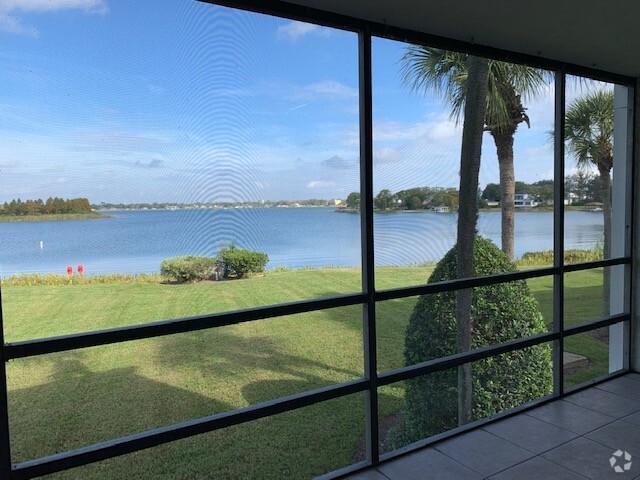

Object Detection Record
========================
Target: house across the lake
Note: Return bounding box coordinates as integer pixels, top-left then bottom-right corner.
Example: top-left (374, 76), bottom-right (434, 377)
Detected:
top-left (564, 192), bottom-right (579, 205)
top-left (430, 205), bottom-right (450, 213)
top-left (514, 193), bottom-right (538, 208)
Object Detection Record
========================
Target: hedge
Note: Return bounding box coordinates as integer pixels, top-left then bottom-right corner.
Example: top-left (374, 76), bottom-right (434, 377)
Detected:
top-left (160, 256), bottom-right (217, 283)
top-left (388, 236), bottom-right (553, 448)
top-left (217, 245), bottom-right (268, 279)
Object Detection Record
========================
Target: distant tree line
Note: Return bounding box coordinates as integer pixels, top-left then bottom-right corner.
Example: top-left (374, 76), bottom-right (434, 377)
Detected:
top-left (92, 198), bottom-right (330, 210)
top-left (0, 197), bottom-right (93, 216)
top-left (481, 180), bottom-right (554, 205)
top-left (482, 172), bottom-right (604, 205)
top-left (564, 172), bottom-right (605, 204)
top-left (345, 174), bottom-right (603, 213)
top-left (346, 186), bottom-right (477, 212)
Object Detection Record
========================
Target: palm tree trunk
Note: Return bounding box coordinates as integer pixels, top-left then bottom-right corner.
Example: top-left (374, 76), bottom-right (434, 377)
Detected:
top-left (493, 132), bottom-right (516, 261)
top-left (456, 55), bottom-right (488, 426)
top-left (600, 167), bottom-right (612, 316)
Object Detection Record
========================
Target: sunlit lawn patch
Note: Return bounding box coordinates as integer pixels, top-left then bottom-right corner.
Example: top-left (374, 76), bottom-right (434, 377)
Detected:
top-left (3, 266), bottom-right (605, 478)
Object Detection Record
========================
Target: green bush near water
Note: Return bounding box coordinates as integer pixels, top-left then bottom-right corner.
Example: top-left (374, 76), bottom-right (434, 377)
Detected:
top-left (160, 256), bottom-right (218, 283)
top-left (218, 244), bottom-right (269, 279)
top-left (518, 244), bottom-right (603, 267)
top-left (389, 237), bottom-right (553, 448)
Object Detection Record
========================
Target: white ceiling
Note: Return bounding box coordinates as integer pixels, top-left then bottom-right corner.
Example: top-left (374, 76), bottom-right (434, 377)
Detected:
top-left (285, 0), bottom-right (639, 79)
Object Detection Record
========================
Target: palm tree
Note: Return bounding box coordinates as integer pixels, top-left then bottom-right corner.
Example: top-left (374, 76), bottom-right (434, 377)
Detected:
top-left (564, 90), bottom-right (614, 315)
top-left (401, 47), bottom-right (550, 260)
top-left (455, 55), bottom-right (489, 425)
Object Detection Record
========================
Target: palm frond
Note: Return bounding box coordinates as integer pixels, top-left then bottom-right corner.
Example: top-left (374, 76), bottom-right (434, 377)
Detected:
top-left (400, 46), bottom-right (553, 131)
top-left (564, 90), bottom-right (614, 170)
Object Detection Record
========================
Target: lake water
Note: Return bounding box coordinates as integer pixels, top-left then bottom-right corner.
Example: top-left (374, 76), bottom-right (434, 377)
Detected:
top-left (0, 208), bottom-right (604, 277)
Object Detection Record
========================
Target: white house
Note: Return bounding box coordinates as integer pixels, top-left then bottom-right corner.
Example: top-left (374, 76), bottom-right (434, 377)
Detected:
top-left (514, 193), bottom-right (538, 208)
top-left (564, 192), bottom-right (579, 205)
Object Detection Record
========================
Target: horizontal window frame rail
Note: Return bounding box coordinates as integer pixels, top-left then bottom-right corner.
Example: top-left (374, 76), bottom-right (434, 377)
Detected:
top-left (378, 331), bottom-right (559, 387)
top-left (375, 265), bottom-right (555, 301)
top-left (10, 378), bottom-right (369, 480)
top-left (10, 315), bottom-right (627, 480)
top-left (378, 314), bottom-right (629, 387)
top-left (6, 256), bottom-right (629, 361)
top-left (201, 0), bottom-right (636, 86)
top-left (3, 292), bottom-right (366, 361)
top-left (563, 257), bottom-right (628, 272)
top-left (376, 256), bottom-right (629, 301)
top-left (563, 313), bottom-right (629, 336)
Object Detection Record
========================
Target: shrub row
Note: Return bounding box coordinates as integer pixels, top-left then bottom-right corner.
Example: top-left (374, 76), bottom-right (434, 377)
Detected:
top-left (160, 245), bottom-right (269, 283)
top-left (1, 273), bottom-right (162, 286)
top-left (518, 244), bottom-right (603, 267)
top-left (160, 256), bottom-right (218, 283)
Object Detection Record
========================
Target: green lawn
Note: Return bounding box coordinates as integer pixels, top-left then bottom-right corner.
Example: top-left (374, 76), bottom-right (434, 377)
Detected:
top-left (3, 267), bottom-right (608, 479)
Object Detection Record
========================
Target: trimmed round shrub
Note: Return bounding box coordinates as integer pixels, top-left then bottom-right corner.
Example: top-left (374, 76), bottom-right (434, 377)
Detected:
top-left (160, 256), bottom-right (217, 283)
top-left (218, 245), bottom-right (268, 279)
top-left (388, 236), bottom-right (553, 448)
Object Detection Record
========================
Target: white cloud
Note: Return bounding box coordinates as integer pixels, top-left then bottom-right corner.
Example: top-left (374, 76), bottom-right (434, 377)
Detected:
top-left (0, 0), bottom-right (107, 35)
top-left (72, 130), bottom-right (169, 151)
top-left (1, 0), bottom-right (105, 13)
top-left (148, 84), bottom-right (164, 95)
top-left (306, 180), bottom-right (335, 189)
top-left (0, 12), bottom-right (33, 34)
top-left (321, 155), bottom-right (353, 169)
top-left (291, 80), bottom-right (357, 102)
top-left (276, 21), bottom-right (328, 42)
top-left (374, 119), bottom-right (460, 144)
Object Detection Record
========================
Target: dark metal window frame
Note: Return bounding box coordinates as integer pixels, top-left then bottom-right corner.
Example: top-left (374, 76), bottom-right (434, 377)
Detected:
top-left (0, 1), bottom-right (635, 478)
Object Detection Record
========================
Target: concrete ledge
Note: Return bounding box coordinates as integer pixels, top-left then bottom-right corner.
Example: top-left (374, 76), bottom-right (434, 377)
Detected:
top-left (563, 351), bottom-right (589, 375)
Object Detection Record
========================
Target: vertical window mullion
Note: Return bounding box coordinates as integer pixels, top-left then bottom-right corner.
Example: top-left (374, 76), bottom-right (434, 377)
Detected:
top-left (553, 70), bottom-right (566, 397)
top-left (610, 84), bottom-right (635, 371)
top-left (630, 82), bottom-right (637, 369)
top-left (0, 287), bottom-right (12, 478)
top-left (358, 26), bottom-right (379, 465)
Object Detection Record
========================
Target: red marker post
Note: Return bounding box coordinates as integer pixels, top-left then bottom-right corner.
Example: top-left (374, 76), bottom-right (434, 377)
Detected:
top-left (66, 266), bottom-right (73, 276)
top-left (77, 265), bottom-right (84, 275)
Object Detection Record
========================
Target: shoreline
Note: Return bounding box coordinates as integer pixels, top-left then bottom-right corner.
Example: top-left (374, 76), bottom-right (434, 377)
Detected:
top-left (0, 212), bottom-right (110, 223)
top-left (1, 258), bottom-right (605, 286)
top-left (337, 206), bottom-right (599, 214)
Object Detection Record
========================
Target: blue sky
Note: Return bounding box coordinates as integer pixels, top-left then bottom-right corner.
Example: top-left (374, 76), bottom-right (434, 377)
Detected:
top-left (0, 0), bottom-right (565, 203)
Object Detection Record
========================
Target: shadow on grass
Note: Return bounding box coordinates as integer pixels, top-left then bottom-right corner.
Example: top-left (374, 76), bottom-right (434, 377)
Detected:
top-left (154, 328), bottom-right (363, 402)
top-left (8, 347), bottom-right (389, 479)
top-left (564, 283), bottom-right (605, 326)
top-left (8, 353), bottom-right (232, 464)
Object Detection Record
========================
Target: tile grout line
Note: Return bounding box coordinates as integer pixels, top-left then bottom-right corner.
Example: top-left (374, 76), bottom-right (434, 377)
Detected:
top-left (372, 467), bottom-right (392, 480)
top-left (481, 426), bottom-right (580, 457)
top-left (431, 444), bottom-right (488, 477)
top-left (592, 385), bottom-right (640, 401)
top-left (431, 398), bottom-right (621, 479)
top-left (480, 428), bottom-right (541, 454)
top-left (521, 402), bottom-right (617, 434)
top-left (561, 394), bottom-right (640, 417)
top-left (541, 426), bottom-right (640, 479)
top-left (582, 418), bottom-right (640, 452)
top-left (539, 432), bottom-right (595, 478)
top-left (484, 454), bottom-right (592, 480)
top-left (351, 377), bottom-right (640, 480)
top-left (476, 429), bottom-right (591, 479)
